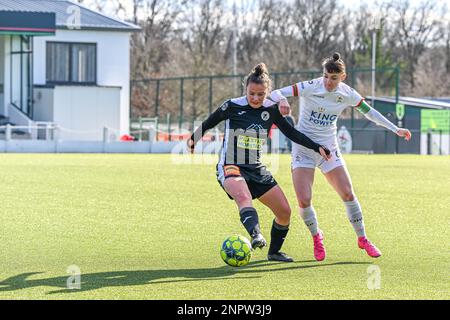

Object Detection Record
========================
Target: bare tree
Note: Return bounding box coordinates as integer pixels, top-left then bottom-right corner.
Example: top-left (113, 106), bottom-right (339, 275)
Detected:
top-left (175, 0), bottom-right (229, 122)
top-left (413, 47), bottom-right (450, 97)
top-left (443, 20), bottom-right (450, 73)
top-left (289, 0), bottom-right (345, 68)
top-left (388, 0), bottom-right (444, 91)
top-left (178, 0), bottom-right (227, 75)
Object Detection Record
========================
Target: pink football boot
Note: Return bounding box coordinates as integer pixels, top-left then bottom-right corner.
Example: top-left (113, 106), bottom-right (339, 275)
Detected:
top-left (358, 236), bottom-right (382, 258)
top-left (312, 230), bottom-right (326, 261)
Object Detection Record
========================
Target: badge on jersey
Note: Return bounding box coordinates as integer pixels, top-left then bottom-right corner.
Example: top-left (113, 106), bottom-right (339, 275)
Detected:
top-left (261, 111), bottom-right (270, 121)
top-left (221, 101), bottom-right (229, 111)
top-left (336, 95), bottom-right (344, 103)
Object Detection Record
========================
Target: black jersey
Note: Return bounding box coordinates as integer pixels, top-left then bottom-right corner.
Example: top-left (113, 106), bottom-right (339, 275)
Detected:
top-left (191, 96), bottom-right (322, 169)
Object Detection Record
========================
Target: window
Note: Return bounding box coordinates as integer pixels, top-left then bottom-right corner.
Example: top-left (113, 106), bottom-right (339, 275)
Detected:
top-left (46, 42), bottom-right (96, 84)
top-left (10, 35), bottom-right (33, 117)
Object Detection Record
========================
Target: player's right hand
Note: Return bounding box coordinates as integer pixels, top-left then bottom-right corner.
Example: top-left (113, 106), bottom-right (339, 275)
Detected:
top-left (397, 128), bottom-right (412, 141)
top-left (319, 146), bottom-right (331, 161)
top-left (187, 138), bottom-right (195, 153)
top-left (278, 99), bottom-right (291, 116)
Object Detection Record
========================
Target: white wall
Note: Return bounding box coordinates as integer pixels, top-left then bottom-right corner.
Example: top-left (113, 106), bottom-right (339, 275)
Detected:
top-left (33, 29), bottom-right (132, 135)
top-left (53, 86), bottom-right (121, 141)
top-left (0, 36), bottom-right (4, 115)
top-left (33, 87), bottom-right (54, 121)
top-left (420, 132), bottom-right (450, 155)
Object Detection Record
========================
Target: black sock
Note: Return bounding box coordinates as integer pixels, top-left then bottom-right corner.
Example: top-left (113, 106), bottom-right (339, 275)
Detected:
top-left (268, 220), bottom-right (289, 255)
top-left (239, 207), bottom-right (261, 238)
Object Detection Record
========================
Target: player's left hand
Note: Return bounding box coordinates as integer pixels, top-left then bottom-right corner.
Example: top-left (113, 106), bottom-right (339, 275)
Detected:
top-left (397, 128), bottom-right (412, 141)
top-left (278, 99), bottom-right (291, 116)
top-left (319, 146), bottom-right (332, 161)
top-left (187, 138), bottom-right (195, 153)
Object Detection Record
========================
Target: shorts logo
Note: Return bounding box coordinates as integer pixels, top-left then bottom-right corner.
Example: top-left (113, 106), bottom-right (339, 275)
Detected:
top-left (261, 111), bottom-right (270, 121)
top-left (295, 154), bottom-right (303, 162)
top-left (224, 165), bottom-right (241, 177)
top-left (335, 150), bottom-right (341, 158)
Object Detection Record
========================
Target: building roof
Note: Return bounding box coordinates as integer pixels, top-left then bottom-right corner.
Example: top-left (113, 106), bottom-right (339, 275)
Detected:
top-left (0, 0), bottom-right (140, 32)
top-left (366, 96), bottom-right (450, 110)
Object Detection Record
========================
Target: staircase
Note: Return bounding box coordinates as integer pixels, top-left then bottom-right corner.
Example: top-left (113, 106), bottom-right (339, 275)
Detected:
top-left (0, 115), bottom-right (10, 126)
top-left (0, 115), bottom-right (32, 140)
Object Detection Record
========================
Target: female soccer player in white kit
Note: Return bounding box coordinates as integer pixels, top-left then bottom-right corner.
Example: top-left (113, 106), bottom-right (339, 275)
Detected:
top-left (270, 53), bottom-right (412, 260)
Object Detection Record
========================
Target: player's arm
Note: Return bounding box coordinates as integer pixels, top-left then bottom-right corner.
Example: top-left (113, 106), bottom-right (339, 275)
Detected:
top-left (187, 101), bottom-right (230, 152)
top-left (271, 107), bottom-right (331, 160)
top-left (269, 83), bottom-right (301, 116)
top-left (270, 83), bottom-right (300, 101)
top-left (270, 82), bottom-right (307, 116)
top-left (355, 100), bottom-right (412, 141)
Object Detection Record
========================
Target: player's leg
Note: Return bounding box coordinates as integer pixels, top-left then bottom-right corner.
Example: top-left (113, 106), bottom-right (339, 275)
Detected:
top-left (223, 176), bottom-right (264, 242)
top-left (292, 167), bottom-right (326, 261)
top-left (324, 165), bottom-right (381, 258)
top-left (258, 185), bottom-right (294, 262)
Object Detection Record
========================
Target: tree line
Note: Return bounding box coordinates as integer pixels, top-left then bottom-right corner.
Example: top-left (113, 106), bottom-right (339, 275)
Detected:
top-left (77, 0), bottom-right (450, 119)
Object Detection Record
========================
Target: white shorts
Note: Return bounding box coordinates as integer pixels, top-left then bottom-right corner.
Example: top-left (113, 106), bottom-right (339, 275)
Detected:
top-left (291, 142), bottom-right (346, 174)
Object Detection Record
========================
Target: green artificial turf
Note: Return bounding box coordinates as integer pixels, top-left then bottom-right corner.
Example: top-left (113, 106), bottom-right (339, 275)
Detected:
top-left (0, 154), bottom-right (448, 299)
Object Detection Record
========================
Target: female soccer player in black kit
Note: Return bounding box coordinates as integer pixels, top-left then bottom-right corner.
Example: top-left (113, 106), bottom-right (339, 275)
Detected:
top-left (187, 63), bottom-right (330, 262)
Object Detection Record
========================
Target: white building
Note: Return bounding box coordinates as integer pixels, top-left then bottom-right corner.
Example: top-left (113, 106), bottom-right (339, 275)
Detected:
top-left (0, 0), bottom-right (140, 141)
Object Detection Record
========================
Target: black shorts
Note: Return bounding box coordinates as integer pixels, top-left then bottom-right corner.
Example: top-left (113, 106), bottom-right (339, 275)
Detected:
top-left (216, 164), bottom-right (278, 200)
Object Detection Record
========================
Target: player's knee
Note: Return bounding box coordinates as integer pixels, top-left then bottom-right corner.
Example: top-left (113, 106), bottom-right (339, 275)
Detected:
top-left (298, 196), bottom-right (312, 208)
top-left (341, 190), bottom-right (355, 202)
top-left (279, 204), bottom-right (291, 220)
top-left (234, 192), bottom-right (252, 205)
top-left (276, 207), bottom-right (291, 225)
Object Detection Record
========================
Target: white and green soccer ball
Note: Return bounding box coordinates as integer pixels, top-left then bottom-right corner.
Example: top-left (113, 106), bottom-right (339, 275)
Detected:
top-left (220, 235), bottom-right (252, 267)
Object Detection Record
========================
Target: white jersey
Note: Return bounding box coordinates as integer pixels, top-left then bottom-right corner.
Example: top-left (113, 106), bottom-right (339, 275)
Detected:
top-left (274, 77), bottom-right (363, 146)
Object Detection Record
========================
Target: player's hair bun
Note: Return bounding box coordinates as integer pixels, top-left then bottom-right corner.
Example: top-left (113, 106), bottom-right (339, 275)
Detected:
top-left (253, 63), bottom-right (268, 77)
top-left (245, 62), bottom-right (272, 90)
top-left (333, 52), bottom-right (341, 61)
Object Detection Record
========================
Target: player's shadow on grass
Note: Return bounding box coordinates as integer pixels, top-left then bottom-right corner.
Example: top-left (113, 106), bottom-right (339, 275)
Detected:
top-left (0, 260), bottom-right (371, 295)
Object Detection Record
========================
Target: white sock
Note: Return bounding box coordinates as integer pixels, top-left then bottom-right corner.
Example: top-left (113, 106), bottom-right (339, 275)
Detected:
top-left (299, 206), bottom-right (319, 236)
top-left (344, 199), bottom-right (366, 238)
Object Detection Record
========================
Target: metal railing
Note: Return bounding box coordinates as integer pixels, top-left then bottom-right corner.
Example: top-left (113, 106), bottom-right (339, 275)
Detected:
top-left (131, 67), bottom-right (400, 131)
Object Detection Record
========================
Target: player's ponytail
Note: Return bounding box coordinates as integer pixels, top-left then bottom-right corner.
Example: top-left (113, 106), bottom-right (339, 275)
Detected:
top-left (323, 52), bottom-right (346, 74)
top-left (245, 62), bottom-right (272, 91)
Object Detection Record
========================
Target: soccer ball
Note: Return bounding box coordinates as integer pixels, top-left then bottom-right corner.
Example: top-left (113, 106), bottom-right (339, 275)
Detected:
top-left (220, 235), bottom-right (252, 267)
